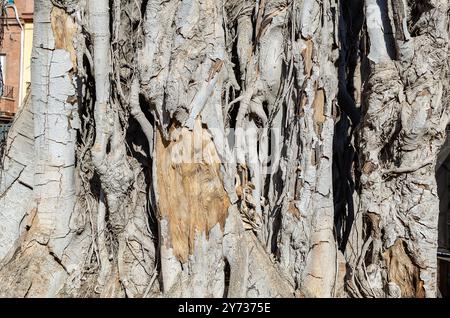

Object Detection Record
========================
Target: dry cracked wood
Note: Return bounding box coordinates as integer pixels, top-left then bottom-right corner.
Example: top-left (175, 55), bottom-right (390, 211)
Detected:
top-left (0, 0), bottom-right (448, 298)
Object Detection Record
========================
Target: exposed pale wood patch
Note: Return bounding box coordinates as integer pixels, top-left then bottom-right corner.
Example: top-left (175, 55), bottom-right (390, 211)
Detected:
top-left (156, 119), bottom-right (230, 263)
top-left (362, 161), bottom-right (377, 174)
top-left (382, 239), bottom-right (425, 298)
top-left (301, 39), bottom-right (314, 77)
top-left (288, 201), bottom-right (301, 219)
top-left (313, 88), bottom-right (326, 135)
top-left (51, 7), bottom-right (77, 71)
top-left (313, 88), bottom-right (325, 123)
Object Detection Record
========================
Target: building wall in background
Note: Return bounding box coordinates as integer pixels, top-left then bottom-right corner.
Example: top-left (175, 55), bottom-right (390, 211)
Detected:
top-left (22, 21), bottom-right (32, 96)
top-left (0, 0), bottom-right (34, 121)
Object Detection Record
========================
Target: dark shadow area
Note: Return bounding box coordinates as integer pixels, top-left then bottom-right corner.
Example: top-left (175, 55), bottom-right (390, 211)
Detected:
top-left (332, 0), bottom-right (363, 252)
top-left (408, 0), bottom-right (434, 36)
top-left (437, 125), bottom-right (450, 298)
top-left (222, 258), bottom-right (231, 298)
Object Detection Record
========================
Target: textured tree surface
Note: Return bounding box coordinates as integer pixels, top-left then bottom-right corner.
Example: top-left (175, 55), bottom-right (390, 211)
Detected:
top-left (0, 0), bottom-right (448, 298)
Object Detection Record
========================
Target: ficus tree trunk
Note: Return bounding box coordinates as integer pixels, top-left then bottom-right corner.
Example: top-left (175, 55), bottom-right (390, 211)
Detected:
top-left (0, 0), bottom-right (448, 298)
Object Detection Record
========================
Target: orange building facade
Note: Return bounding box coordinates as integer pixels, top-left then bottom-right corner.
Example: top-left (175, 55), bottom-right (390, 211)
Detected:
top-left (0, 0), bottom-right (34, 123)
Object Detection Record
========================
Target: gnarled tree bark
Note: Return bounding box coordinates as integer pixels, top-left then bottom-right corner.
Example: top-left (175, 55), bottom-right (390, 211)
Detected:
top-left (0, 0), bottom-right (448, 298)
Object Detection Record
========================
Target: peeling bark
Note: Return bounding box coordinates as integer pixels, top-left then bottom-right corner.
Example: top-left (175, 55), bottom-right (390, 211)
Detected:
top-left (0, 0), bottom-right (448, 298)
top-left (347, 0), bottom-right (449, 298)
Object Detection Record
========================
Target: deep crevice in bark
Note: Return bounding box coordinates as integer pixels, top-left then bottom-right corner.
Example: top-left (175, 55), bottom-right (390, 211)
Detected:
top-left (333, 0), bottom-right (363, 253)
top-left (0, 0), bottom-right (448, 298)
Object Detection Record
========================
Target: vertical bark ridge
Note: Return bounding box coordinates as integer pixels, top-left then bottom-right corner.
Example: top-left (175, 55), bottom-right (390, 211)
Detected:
top-left (0, 0), bottom-right (447, 298)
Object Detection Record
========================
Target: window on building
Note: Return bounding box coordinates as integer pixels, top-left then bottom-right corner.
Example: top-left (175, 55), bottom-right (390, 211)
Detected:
top-left (0, 54), bottom-right (6, 84)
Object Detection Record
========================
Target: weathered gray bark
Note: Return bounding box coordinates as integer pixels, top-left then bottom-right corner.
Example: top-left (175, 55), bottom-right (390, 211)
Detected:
top-left (345, 0), bottom-right (449, 298)
top-left (0, 0), bottom-right (448, 298)
top-left (0, 1), bottom-right (86, 296)
top-left (0, 94), bottom-right (33, 263)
